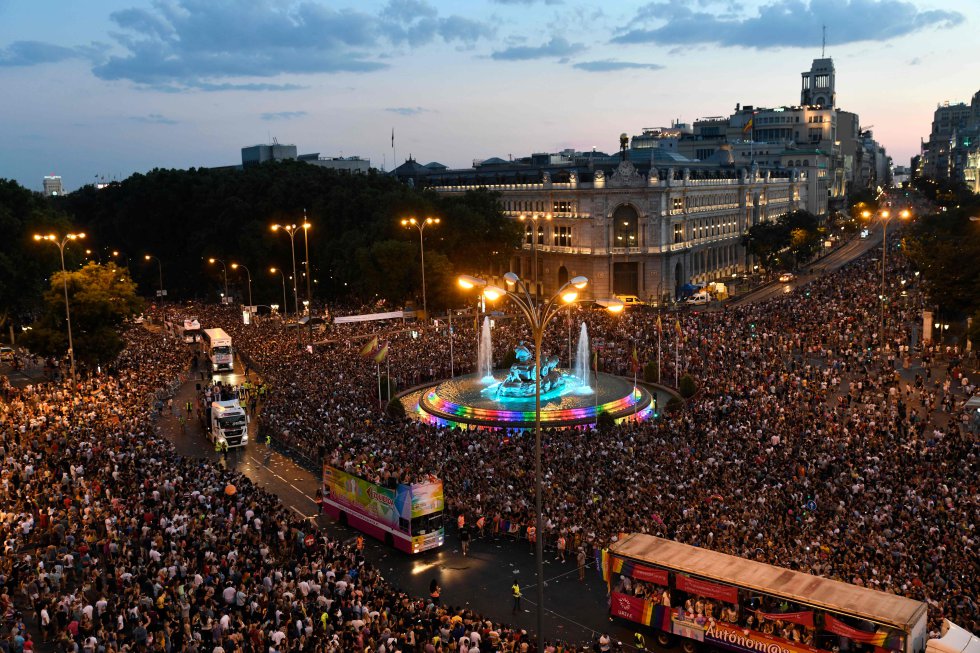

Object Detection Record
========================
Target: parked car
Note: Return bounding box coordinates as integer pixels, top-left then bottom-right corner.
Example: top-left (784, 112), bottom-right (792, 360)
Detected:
top-left (684, 291), bottom-right (711, 306)
top-left (778, 272), bottom-right (795, 283)
top-left (0, 346), bottom-right (14, 363)
top-left (614, 295), bottom-right (646, 308)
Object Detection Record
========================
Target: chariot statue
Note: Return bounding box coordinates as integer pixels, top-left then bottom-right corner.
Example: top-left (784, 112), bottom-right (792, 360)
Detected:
top-left (497, 343), bottom-right (565, 397)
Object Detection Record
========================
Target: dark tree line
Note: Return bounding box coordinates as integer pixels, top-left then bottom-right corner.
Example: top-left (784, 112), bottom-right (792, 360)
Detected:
top-left (742, 210), bottom-right (825, 271)
top-left (33, 162), bottom-right (521, 312)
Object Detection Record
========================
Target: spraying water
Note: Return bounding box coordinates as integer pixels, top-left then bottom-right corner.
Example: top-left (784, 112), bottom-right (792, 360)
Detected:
top-left (478, 317), bottom-right (494, 382)
top-left (574, 322), bottom-right (591, 389)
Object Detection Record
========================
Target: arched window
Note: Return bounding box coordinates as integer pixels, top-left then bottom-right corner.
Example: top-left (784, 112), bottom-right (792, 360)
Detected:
top-left (613, 204), bottom-right (639, 249)
top-left (557, 266), bottom-right (569, 286)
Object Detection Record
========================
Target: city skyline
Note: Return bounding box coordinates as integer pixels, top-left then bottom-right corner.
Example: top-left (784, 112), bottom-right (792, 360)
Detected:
top-left (2, 0), bottom-right (979, 192)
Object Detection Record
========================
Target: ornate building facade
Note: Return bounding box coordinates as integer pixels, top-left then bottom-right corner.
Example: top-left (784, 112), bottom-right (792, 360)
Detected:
top-left (423, 157), bottom-right (807, 302)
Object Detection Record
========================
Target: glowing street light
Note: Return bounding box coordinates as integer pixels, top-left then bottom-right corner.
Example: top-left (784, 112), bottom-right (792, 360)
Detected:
top-left (269, 267), bottom-right (288, 318)
top-left (33, 232), bottom-right (85, 384)
top-left (457, 271), bottom-right (619, 645)
top-left (144, 254), bottom-right (164, 296)
top-left (208, 258), bottom-right (228, 301)
top-left (401, 216), bottom-right (440, 320)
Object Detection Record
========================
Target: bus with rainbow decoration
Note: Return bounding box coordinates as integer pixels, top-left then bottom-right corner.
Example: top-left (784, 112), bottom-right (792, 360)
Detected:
top-left (606, 534), bottom-right (927, 653)
top-left (321, 464), bottom-right (444, 554)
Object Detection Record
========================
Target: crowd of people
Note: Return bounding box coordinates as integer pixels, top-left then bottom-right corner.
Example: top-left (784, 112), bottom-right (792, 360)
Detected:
top-left (162, 234), bottom-right (978, 639)
top-left (2, 229), bottom-right (978, 653)
top-left (0, 326), bottom-right (581, 653)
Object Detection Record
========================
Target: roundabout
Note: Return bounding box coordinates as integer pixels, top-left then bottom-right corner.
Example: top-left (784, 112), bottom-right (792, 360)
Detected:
top-left (402, 369), bottom-right (659, 429)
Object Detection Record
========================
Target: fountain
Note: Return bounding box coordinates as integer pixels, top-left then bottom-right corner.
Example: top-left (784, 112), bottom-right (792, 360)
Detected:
top-left (574, 323), bottom-right (591, 390)
top-left (404, 338), bottom-right (659, 429)
top-left (478, 317), bottom-right (494, 382)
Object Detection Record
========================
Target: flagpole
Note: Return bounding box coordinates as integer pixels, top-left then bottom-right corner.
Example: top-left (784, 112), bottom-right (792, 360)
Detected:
top-left (594, 348), bottom-right (599, 416)
top-left (657, 314), bottom-right (662, 386)
top-left (675, 337), bottom-right (679, 387)
top-left (377, 361), bottom-right (382, 409)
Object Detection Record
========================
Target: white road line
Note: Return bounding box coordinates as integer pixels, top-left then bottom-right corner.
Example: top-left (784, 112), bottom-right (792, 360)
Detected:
top-left (248, 455), bottom-right (317, 504)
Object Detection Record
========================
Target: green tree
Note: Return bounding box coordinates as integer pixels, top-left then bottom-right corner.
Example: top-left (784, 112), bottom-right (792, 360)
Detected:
top-left (743, 222), bottom-right (787, 271)
top-left (643, 360), bottom-right (660, 384)
top-left (678, 373), bottom-right (698, 398)
top-left (903, 210), bottom-right (980, 314)
top-left (22, 263), bottom-right (144, 367)
top-left (0, 179), bottom-right (77, 333)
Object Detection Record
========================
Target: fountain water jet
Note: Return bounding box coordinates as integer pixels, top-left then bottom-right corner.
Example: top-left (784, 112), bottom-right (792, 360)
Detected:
top-left (574, 323), bottom-right (592, 392)
top-left (478, 317), bottom-right (494, 382)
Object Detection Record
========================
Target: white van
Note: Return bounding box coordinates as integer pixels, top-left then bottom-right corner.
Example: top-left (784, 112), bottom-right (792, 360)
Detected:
top-left (684, 291), bottom-right (711, 306)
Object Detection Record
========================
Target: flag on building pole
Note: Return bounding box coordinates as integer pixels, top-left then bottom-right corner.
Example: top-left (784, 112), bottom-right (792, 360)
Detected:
top-left (742, 116), bottom-right (753, 134)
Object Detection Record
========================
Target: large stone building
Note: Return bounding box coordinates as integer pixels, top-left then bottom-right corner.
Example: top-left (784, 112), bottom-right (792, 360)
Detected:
top-left (42, 175), bottom-right (64, 197)
top-left (401, 144), bottom-right (807, 302)
top-left (919, 92), bottom-right (980, 188)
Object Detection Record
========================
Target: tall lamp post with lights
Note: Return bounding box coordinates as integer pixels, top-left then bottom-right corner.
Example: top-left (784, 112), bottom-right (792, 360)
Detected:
top-left (34, 231), bottom-right (85, 384)
top-left (270, 268), bottom-right (288, 318)
top-left (208, 258), bottom-right (229, 301)
top-left (144, 254), bottom-right (164, 296)
top-left (401, 217), bottom-right (440, 320)
top-left (231, 263), bottom-right (253, 322)
top-left (863, 208), bottom-right (911, 356)
top-left (457, 272), bottom-right (622, 645)
top-left (271, 223), bottom-right (306, 316)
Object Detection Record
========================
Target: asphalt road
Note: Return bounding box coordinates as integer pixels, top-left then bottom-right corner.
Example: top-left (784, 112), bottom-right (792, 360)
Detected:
top-left (729, 225), bottom-right (883, 308)
top-left (159, 357), bottom-right (638, 648)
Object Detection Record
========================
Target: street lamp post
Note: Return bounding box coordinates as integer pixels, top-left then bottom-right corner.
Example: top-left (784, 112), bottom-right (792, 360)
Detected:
top-left (111, 250), bottom-right (130, 271)
top-left (145, 254), bottom-right (164, 296)
top-left (457, 272), bottom-right (622, 647)
top-left (864, 208), bottom-right (911, 359)
top-left (34, 232), bottom-right (85, 385)
top-left (302, 212), bottom-right (312, 310)
top-left (271, 224), bottom-right (302, 317)
top-left (270, 268), bottom-right (288, 318)
top-left (208, 258), bottom-right (228, 301)
top-left (401, 217), bottom-right (440, 320)
top-left (231, 264), bottom-right (253, 323)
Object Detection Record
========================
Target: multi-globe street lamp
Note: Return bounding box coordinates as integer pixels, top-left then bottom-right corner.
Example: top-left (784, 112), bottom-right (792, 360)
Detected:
top-left (863, 207), bottom-right (912, 357)
top-left (401, 217), bottom-right (440, 320)
top-left (457, 271), bottom-right (622, 645)
top-left (33, 231), bottom-right (85, 384)
top-left (271, 222), bottom-right (310, 316)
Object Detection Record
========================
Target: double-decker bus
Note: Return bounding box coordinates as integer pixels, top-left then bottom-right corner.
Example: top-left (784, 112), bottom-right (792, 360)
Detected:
top-left (202, 328), bottom-right (233, 372)
top-left (321, 464), bottom-right (444, 554)
top-left (606, 534), bottom-right (927, 653)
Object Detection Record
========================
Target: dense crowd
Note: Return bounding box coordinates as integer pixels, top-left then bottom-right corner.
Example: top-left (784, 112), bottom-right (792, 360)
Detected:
top-left (166, 235), bottom-right (978, 638)
top-left (3, 229), bottom-right (977, 653)
top-left (0, 327), bottom-right (578, 653)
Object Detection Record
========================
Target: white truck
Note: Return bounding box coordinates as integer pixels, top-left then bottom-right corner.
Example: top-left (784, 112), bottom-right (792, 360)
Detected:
top-left (209, 399), bottom-right (249, 448)
top-left (202, 328), bottom-right (233, 372)
top-left (179, 317), bottom-right (202, 343)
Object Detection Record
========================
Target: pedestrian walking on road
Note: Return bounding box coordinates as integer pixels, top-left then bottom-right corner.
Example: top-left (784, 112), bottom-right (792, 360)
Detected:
top-left (511, 582), bottom-right (522, 614)
top-left (577, 548), bottom-right (587, 581)
top-left (460, 525), bottom-right (471, 556)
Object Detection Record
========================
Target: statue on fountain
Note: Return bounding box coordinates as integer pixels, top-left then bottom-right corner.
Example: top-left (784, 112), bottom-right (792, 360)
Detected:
top-left (497, 342), bottom-right (565, 397)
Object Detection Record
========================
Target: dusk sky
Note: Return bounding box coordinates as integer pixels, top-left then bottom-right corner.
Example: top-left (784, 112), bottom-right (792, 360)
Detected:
top-left (2, 0), bottom-right (978, 192)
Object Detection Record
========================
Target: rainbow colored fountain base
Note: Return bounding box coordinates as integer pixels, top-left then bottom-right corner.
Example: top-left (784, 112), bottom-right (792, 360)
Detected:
top-left (403, 371), bottom-right (656, 429)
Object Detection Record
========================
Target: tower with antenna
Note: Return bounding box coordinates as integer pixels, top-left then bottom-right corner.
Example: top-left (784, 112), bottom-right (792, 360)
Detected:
top-left (801, 29), bottom-right (836, 108)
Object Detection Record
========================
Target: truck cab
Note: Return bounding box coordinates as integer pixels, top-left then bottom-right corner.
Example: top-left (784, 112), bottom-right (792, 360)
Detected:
top-left (209, 399), bottom-right (249, 448)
